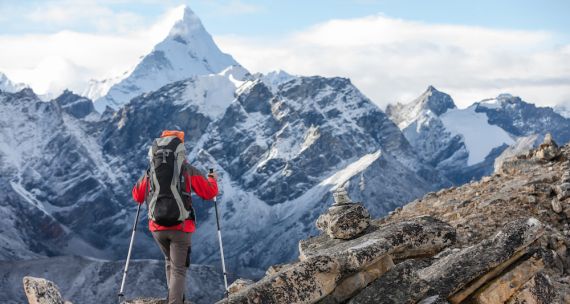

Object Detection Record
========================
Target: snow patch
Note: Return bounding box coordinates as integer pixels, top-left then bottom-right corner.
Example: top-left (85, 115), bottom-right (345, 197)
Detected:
top-left (441, 107), bottom-right (514, 165)
top-left (321, 150), bottom-right (382, 189)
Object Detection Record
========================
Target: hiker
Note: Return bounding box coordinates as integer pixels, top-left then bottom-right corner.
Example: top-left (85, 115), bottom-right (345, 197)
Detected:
top-left (132, 130), bottom-right (218, 304)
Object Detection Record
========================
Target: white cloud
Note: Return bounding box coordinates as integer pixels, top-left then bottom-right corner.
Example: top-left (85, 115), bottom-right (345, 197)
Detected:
top-left (0, 5), bottom-right (185, 96)
top-left (215, 15), bottom-right (570, 109)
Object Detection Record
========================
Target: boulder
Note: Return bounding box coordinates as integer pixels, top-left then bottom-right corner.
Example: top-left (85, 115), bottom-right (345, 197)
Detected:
top-left (227, 279), bottom-right (255, 295)
top-left (551, 198), bottom-right (563, 213)
top-left (216, 255), bottom-right (341, 304)
top-left (506, 272), bottom-right (556, 304)
top-left (350, 218), bottom-right (544, 304)
top-left (22, 276), bottom-right (65, 304)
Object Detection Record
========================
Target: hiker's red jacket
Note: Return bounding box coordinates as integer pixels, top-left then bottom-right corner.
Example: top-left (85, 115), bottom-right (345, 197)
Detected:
top-left (132, 163), bottom-right (218, 233)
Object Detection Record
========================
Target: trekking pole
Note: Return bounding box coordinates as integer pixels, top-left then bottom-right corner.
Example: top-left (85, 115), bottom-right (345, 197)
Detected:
top-left (210, 168), bottom-right (229, 296)
top-left (118, 203), bottom-right (142, 303)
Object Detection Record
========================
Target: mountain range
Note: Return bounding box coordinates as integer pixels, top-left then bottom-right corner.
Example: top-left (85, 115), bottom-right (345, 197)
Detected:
top-left (1, 5), bottom-right (569, 303)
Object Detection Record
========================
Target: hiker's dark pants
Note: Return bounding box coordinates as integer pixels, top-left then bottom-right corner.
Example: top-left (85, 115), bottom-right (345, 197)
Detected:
top-left (151, 230), bottom-right (192, 304)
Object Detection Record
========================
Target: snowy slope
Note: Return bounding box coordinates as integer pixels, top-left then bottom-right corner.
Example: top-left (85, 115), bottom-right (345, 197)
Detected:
top-left (387, 89), bottom-right (570, 184)
top-left (440, 106), bottom-right (514, 166)
top-left (0, 72), bottom-right (28, 93)
top-left (93, 6), bottom-right (243, 112)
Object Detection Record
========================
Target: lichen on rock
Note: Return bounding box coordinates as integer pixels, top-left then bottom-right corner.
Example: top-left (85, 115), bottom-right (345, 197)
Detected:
top-left (22, 276), bottom-right (68, 304)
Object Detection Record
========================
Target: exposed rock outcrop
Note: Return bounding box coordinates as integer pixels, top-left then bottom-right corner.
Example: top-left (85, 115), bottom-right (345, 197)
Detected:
top-left (349, 218), bottom-right (544, 303)
top-left (22, 276), bottom-right (69, 304)
top-left (220, 255), bottom-right (341, 303)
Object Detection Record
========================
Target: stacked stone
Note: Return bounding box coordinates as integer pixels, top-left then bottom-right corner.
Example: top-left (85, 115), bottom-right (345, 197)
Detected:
top-left (533, 133), bottom-right (561, 161)
top-left (315, 187), bottom-right (371, 240)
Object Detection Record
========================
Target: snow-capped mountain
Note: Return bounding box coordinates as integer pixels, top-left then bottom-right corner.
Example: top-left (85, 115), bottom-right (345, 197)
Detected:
top-left (387, 87), bottom-right (570, 183)
top-left (0, 72), bottom-right (28, 93)
top-left (386, 86), bottom-right (510, 183)
top-left (92, 6), bottom-right (243, 112)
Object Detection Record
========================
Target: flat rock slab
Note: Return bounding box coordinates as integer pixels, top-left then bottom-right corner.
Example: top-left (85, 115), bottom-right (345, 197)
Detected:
top-left (350, 218), bottom-right (544, 304)
top-left (216, 255), bottom-right (341, 304)
top-left (300, 216), bottom-right (456, 273)
top-left (347, 259), bottom-right (433, 304)
top-left (23, 276), bottom-right (65, 304)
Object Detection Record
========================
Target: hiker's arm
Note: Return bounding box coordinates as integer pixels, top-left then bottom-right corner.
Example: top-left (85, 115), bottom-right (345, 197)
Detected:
top-left (186, 165), bottom-right (218, 200)
top-left (132, 174), bottom-right (148, 204)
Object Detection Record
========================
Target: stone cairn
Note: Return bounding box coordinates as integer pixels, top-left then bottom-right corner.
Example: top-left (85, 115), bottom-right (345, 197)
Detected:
top-left (533, 133), bottom-right (561, 161)
top-left (316, 186), bottom-right (371, 240)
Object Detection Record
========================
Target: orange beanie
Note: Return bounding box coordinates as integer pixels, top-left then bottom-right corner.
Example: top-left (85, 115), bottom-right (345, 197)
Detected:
top-left (160, 130), bottom-right (185, 142)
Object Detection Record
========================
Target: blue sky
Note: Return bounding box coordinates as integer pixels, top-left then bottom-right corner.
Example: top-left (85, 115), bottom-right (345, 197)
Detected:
top-left (2, 0), bottom-right (569, 39)
top-left (0, 0), bottom-right (568, 108)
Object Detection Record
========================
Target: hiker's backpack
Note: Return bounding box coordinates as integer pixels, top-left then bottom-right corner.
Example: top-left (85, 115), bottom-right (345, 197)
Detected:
top-left (146, 135), bottom-right (192, 226)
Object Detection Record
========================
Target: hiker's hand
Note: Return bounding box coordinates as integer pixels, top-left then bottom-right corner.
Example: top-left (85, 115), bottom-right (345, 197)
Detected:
top-left (208, 172), bottom-right (218, 180)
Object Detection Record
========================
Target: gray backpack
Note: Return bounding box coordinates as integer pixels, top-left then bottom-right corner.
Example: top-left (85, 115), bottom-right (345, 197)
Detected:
top-left (147, 136), bottom-right (190, 226)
